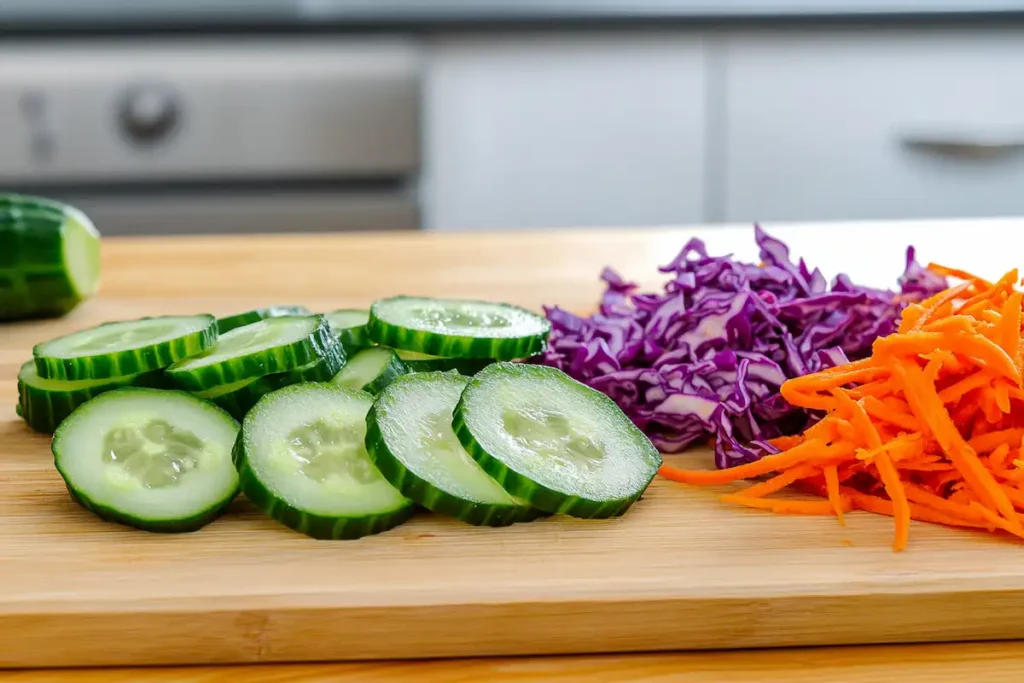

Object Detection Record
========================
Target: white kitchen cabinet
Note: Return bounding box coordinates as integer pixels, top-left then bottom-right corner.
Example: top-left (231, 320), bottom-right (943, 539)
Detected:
top-left (722, 29), bottom-right (1024, 223)
top-left (423, 32), bottom-right (706, 231)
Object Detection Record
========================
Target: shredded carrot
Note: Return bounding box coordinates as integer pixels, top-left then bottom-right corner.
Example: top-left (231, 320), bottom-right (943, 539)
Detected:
top-left (733, 464), bottom-right (819, 499)
top-left (927, 264), bottom-right (992, 289)
top-left (990, 443), bottom-right (1012, 470)
top-left (720, 494), bottom-right (841, 516)
top-left (823, 465), bottom-right (845, 525)
top-left (657, 264), bottom-right (1024, 550)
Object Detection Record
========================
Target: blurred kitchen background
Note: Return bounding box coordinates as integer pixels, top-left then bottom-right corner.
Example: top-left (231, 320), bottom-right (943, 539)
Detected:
top-left (3, 1), bottom-right (1024, 235)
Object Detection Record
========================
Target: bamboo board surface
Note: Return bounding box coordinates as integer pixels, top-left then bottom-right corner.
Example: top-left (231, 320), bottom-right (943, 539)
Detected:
top-left (4, 222), bottom-right (1024, 669)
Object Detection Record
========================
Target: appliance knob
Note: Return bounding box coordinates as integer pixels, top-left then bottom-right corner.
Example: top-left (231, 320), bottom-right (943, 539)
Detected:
top-left (118, 84), bottom-right (180, 146)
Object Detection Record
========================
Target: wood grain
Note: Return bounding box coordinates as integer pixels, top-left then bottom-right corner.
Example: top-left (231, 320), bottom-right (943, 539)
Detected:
top-left (3, 226), bottom-right (1024, 670)
top-left (5, 642), bottom-right (1024, 683)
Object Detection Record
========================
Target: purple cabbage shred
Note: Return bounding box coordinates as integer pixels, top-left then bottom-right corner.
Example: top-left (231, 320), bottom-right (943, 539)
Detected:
top-left (539, 225), bottom-right (948, 468)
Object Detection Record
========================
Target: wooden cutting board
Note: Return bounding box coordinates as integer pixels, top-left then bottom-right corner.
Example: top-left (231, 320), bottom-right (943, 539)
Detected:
top-left (4, 224), bottom-right (1024, 669)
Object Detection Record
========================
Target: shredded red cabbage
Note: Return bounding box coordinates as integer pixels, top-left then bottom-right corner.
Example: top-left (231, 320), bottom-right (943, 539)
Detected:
top-left (540, 225), bottom-right (948, 468)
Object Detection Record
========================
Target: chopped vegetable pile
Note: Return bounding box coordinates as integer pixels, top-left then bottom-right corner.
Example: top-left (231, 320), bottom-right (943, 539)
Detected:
top-left (661, 265), bottom-right (1024, 550)
top-left (541, 226), bottom-right (948, 468)
top-left (19, 283), bottom-right (664, 539)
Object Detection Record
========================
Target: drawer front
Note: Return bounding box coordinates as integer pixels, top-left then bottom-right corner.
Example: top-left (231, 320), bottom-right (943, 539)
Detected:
top-left (425, 32), bottom-right (706, 230)
top-left (723, 29), bottom-right (1024, 222)
top-left (0, 38), bottom-right (421, 183)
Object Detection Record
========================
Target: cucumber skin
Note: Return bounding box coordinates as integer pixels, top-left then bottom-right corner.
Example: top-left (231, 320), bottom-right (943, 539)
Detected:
top-left (337, 327), bottom-right (371, 353)
top-left (324, 309), bottom-right (371, 352)
top-left (362, 352), bottom-right (409, 395)
top-left (364, 404), bottom-right (543, 527)
top-left (51, 387), bottom-right (240, 533)
top-left (167, 315), bottom-right (335, 391)
top-left (367, 298), bottom-right (550, 360)
top-left (402, 357), bottom-right (494, 375)
top-left (451, 367), bottom-right (660, 519)
top-left (232, 436), bottom-right (415, 540)
top-left (217, 305), bottom-right (311, 334)
top-left (64, 483), bottom-right (236, 533)
top-left (332, 348), bottom-right (409, 396)
top-left (0, 202), bottom-right (96, 322)
top-left (33, 315), bottom-right (219, 381)
top-left (17, 366), bottom-right (165, 434)
top-left (452, 407), bottom-right (641, 519)
top-left (202, 340), bottom-right (346, 420)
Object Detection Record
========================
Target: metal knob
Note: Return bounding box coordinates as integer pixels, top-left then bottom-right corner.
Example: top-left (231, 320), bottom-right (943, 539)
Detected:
top-left (118, 83), bottom-right (180, 146)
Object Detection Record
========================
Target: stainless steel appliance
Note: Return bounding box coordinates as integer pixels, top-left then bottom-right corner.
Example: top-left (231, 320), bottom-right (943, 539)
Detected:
top-left (0, 38), bottom-right (421, 234)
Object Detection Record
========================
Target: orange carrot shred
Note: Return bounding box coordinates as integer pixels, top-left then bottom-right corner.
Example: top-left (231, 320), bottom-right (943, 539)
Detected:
top-left (734, 464), bottom-right (818, 499)
top-left (659, 264), bottom-right (1024, 550)
top-left (720, 494), bottom-right (841, 516)
top-left (1001, 291), bottom-right (1024, 375)
top-left (823, 465), bottom-right (845, 525)
top-left (927, 264), bottom-right (992, 289)
top-left (990, 443), bottom-right (1012, 470)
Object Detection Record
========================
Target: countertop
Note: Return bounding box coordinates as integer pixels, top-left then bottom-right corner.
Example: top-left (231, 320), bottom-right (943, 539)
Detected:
top-left (5, 219), bottom-right (1024, 680)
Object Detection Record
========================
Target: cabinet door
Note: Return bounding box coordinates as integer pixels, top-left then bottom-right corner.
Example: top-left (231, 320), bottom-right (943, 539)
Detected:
top-left (424, 32), bottom-right (706, 230)
top-left (723, 29), bottom-right (1024, 223)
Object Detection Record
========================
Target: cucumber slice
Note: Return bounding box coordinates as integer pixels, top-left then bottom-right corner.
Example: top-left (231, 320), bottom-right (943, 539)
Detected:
top-left (393, 349), bottom-right (494, 375)
top-left (0, 195), bottom-right (101, 322)
top-left (33, 314), bottom-right (217, 381)
top-left (166, 315), bottom-right (334, 391)
top-left (366, 372), bottom-right (539, 526)
top-left (331, 346), bottom-right (407, 395)
top-left (194, 341), bottom-right (346, 420)
top-left (217, 305), bottom-right (311, 334)
top-left (367, 296), bottom-right (550, 360)
top-left (52, 388), bottom-right (240, 532)
top-left (324, 309), bottom-right (371, 351)
top-left (453, 363), bottom-right (662, 518)
top-left (17, 360), bottom-right (162, 434)
top-left (235, 383), bottom-right (414, 540)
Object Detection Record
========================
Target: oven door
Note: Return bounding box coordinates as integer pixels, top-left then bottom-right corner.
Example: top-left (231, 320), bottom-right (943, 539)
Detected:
top-left (50, 188), bottom-right (420, 236)
top-left (0, 37), bottom-right (422, 234)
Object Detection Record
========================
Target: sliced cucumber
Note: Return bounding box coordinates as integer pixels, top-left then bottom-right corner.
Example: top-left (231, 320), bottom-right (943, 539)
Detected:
top-left (366, 372), bottom-right (539, 526)
top-left (393, 349), bottom-right (494, 375)
top-left (367, 296), bottom-right (550, 360)
top-left (194, 342), bottom-right (346, 420)
top-left (324, 309), bottom-right (371, 351)
top-left (17, 360), bottom-right (162, 434)
top-left (331, 346), bottom-right (407, 395)
top-left (0, 195), bottom-right (101, 322)
top-left (217, 305), bottom-right (311, 334)
top-left (453, 363), bottom-right (662, 518)
top-left (52, 388), bottom-right (240, 532)
top-left (166, 315), bottom-right (335, 391)
top-left (33, 314), bottom-right (217, 381)
top-left (235, 383), bottom-right (414, 540)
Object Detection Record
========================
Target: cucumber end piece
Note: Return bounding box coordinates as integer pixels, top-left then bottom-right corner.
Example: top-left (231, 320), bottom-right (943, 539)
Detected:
top-left (62, 210), bottom-right (101, 302)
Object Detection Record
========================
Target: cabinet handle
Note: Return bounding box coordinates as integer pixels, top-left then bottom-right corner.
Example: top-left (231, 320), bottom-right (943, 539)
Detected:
top-left (901, 133), bottom-right (1024, 159)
